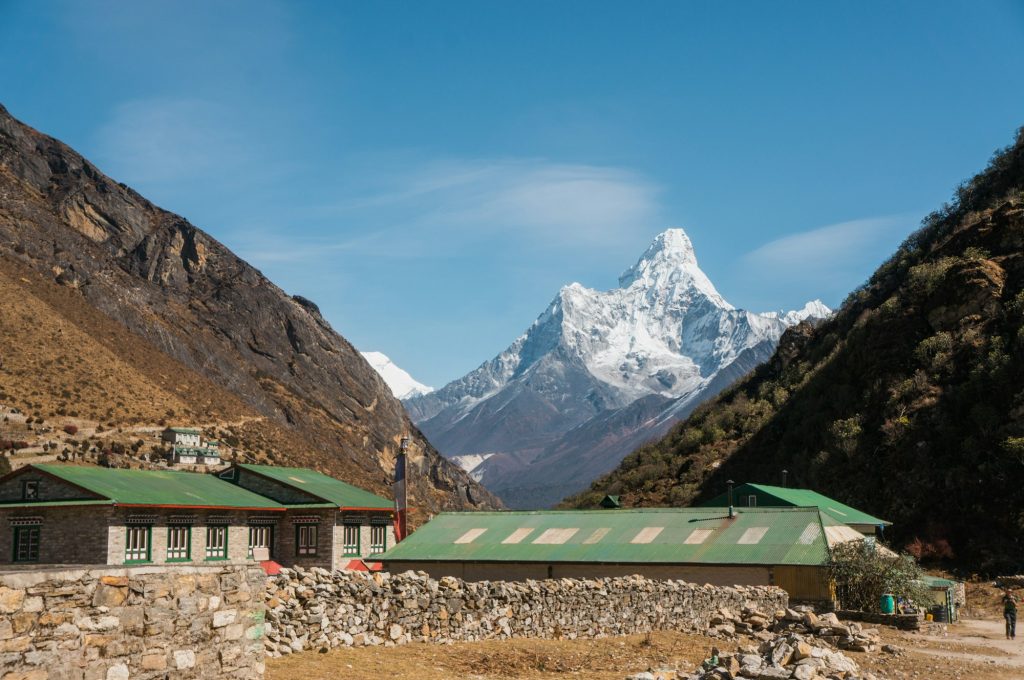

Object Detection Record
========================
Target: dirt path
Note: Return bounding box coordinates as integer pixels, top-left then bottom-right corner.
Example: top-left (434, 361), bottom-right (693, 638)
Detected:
top-left (915, 618), bottom-right (1024, 667)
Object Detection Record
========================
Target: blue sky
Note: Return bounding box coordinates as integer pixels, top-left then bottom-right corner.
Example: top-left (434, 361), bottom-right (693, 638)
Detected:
top-left (2, 1), bottom-right (1023, 387)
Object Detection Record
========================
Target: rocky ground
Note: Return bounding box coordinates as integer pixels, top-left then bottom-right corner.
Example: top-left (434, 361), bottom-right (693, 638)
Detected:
top-left (267, 611), bottom-right (1023, 680)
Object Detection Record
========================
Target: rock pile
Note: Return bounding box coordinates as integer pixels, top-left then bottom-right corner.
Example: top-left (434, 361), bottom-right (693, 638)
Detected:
top-left (706, 606), bottom-right (881, 653)
top-left (679, 633), bottom-right (879, 680)
top-left (264, 566), bottom-right (787, 657)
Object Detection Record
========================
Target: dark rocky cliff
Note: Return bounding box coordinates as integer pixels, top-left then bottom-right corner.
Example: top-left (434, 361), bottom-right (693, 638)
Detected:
top-left (0, 102), bottom-right (499, 513)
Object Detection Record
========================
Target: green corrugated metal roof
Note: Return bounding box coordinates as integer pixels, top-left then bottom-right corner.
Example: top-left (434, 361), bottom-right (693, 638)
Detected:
top-left (237, 464), bottom-right (392, 509)
top-left (31, 464), bottom-right (284, 509)
top-left (701, 483), bottom-right (891, 527)
top-left (379, 507), bottom-right (833, 566)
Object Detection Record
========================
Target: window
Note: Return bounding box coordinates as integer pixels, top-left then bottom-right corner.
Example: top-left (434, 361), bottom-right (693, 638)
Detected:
top-left (21, 480), bottom-right (39, 501)
top-left (369, 524), bottom-right (387, 554)
top-left (296, 525), bottom-right (318, 556)
top-left (125, 525), bottom-right (151, 563)
top-left (248, 525), bottom-right (273, 559)
top-left (747, 495), bottom-right (757, 507)
top-left (342, 524), bottom-right (360, 556)
top-left (167, 525), bottom-right (191, 562)
top-left (13, 526), bottom-right (40, 562)
top-left (205, 526), bottom-right (228, 560)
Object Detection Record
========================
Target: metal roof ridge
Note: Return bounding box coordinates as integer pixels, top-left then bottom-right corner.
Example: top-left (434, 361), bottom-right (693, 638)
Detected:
top-left (433, 506), bottom-right (825, 516)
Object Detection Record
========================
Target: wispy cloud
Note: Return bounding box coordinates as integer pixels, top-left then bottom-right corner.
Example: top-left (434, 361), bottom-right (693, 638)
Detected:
top-left (93, 97), bottom-right (288, 187)
top-left (742, 215), bottom-right (912, 273)
top-left (315, 157), bottom-right (664, 253)
top-left (731, 214), bottom-right (917, 310)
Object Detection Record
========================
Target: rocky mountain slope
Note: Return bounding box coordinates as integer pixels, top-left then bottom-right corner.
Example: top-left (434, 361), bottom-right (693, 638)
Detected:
top-left (361, 351), bottom-right (433, 399)
top-left (568, 127), bottom-right (1024, 572)
top-left (0, 102), bottom-right (498, 514)
top-left (406, 229), bottom-right (828, 508)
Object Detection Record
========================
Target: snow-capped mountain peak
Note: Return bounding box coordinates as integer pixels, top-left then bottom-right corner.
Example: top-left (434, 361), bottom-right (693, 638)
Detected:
top-left (361, 351), bottom-right (433, 400)
top-left (617, 227), bottom-right (731, 309)
top-left (404, 227), bottom-right (830, 508)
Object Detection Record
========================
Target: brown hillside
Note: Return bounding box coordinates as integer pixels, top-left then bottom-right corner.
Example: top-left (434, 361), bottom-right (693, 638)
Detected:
top-left (0, 103), bottom-right (499, 513)
top-left (568, 127), bottom-right (1024, 572)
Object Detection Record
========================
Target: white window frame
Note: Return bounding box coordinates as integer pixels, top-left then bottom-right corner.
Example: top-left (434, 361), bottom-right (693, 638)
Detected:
top-left (125, 525), bottom-right (151, 563)
top-left (343, 524), bottom-right (360, 556)
top-left (167, 525), bottom-right (191, 561)
top-left (248, 525), bottom-right (273, 559)
top-left (369, 524), bottom-right (387, 555)
top-left (205, 525), bottom-right (228, 560)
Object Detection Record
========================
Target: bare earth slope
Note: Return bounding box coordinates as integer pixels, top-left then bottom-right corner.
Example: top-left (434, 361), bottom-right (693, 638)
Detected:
top-left (569, 127), bottom-right (1024, 571)
top-left (0, 102), bottom-right (498, 513)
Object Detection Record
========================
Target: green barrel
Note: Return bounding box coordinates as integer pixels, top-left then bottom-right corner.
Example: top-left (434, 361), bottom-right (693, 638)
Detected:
top-left (880, 594), bottom-right (895, 614)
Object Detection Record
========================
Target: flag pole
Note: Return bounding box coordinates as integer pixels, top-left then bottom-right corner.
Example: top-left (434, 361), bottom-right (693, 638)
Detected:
top-left (394, 435), bottom-right (409, 542)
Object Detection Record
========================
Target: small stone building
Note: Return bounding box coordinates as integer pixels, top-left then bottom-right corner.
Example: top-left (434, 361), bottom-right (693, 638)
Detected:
top-left (161, 426), bottom-right (221, 466)
top-left (161, 427), bottom-right (202, 447)
top-left (0, 463), bottom-right (395, 570)
top-left (380, 507), bottom-right (872, 602)
top-left (699, 483), bottom-right (892, 536)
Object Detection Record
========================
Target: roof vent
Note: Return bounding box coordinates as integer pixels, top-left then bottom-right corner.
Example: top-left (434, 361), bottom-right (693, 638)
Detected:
top-left (727, 480), bottom-right (735, 519)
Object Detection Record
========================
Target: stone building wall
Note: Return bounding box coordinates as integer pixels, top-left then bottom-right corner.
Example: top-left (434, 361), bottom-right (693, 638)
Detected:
top-left (0, 564), bottom-right (265, 680)
top-left (274, 510), bottom-right (335, 570)
top-left (0, 506), bottom-right (113, 565)
top-left (263, 567), bottom-right (788, 656)
top-left (105, 510), bottom-right (262, 566)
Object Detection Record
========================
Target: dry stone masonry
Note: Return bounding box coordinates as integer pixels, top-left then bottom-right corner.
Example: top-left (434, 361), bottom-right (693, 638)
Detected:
top-left (264, 566), bottom-right (787, 655)
top-left (0, 564), bottom-right (265, 680)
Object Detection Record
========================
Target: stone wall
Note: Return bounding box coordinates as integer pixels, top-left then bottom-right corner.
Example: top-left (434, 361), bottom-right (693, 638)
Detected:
top-left (0, 506), bottom-right (112, 566)
top-left (264, 567), bottom-right (788, 656)
top-left (0, 564), bottom-right (265, 680)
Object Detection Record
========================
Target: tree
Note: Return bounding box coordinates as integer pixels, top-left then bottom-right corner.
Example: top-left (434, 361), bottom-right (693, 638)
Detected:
top-left (828, 541), bottom-right (933, 611)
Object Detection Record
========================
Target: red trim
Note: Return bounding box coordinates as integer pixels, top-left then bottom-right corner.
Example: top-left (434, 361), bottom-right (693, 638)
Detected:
top-left (114, 503), bottom-right (286, 511)
top-left (339, 506), bottom-right (394, 513)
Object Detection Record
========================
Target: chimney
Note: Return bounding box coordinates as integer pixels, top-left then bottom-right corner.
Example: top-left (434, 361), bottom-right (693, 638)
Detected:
top-left (727, 479), bottom-right (735, 519)
top-left (781, 469), bottom-right (789, 488)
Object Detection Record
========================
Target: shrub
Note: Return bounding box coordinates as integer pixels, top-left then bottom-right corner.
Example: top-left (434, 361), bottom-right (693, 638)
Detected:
top-left (62, 424), bottom-right (78, 435)
top-left (907, 257), bottom-right (959, 297)
top-left (828, 541), bottom-right (933, 611)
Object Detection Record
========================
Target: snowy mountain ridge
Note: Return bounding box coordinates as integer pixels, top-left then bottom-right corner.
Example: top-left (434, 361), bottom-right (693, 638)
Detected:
top-left (361, 351), bottom-right (433, 400)
top-left (405, 228), bottom-right (830, 508)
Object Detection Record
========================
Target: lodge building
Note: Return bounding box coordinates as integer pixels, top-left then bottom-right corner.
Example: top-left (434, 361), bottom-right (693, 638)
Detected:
top-left (378, 506), bottom-right (874, 602)
top-left (0, 463), bottom-right (395, 570)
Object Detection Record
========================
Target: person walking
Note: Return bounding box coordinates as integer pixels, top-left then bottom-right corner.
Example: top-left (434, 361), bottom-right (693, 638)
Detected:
top-left (1004, 590), bottom-right (1017, 640)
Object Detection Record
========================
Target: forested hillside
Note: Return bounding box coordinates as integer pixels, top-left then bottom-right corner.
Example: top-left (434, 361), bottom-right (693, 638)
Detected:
top-left (569, 128), bottom-right (1024, 572)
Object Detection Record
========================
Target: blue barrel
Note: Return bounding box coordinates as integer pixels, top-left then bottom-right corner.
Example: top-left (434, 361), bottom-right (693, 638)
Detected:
top-left (881, 594), bottom-right (895, 614)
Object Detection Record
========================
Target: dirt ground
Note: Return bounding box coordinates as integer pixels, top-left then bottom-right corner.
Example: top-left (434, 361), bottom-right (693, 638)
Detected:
top-left (267, 612), bottom-right (1024, 680)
